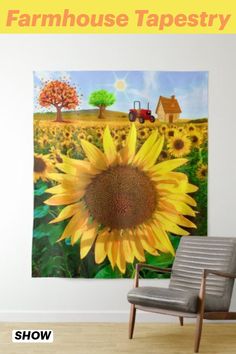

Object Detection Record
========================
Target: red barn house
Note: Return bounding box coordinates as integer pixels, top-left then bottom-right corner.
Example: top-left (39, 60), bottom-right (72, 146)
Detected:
top-left (156, 95), bottom-right (182, 123)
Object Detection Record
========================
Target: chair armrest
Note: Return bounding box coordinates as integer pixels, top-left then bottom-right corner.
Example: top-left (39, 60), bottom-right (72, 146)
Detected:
top-left (197, 268), bottom-right (236, 315)
top-left (133, 263), bottom-right (172, 288)
top-left (203, 269), bottom-right (236, 279)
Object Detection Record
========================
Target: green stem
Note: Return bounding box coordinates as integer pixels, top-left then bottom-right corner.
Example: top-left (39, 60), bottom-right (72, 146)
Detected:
top-left (198, 148), bottom-right (203, 164)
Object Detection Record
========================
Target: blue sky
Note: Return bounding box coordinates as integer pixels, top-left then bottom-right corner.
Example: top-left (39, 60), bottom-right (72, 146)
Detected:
top-left (34, 71), bottom-right (208, 118)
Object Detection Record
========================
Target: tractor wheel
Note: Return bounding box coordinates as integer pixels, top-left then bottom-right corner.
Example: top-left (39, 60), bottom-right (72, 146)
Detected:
top-left (150, 116), bottom-right (155, 123)
top-left (129, 112), bottom-right (136, 122)
top-left (139, 117), bottom-right (145, 124)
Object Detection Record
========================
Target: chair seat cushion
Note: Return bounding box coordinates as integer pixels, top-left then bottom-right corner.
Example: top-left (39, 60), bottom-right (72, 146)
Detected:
top-left (127, 287), bottom-right (198, 313)
top-left (128, 286), bottom-right (228, 313)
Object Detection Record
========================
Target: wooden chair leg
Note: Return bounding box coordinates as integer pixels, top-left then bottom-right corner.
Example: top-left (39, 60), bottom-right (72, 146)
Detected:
top-left (179, 316), bottom-right (184, 326)
top-left (128, 304), bottom-right (136, 339)
top-left (194, 314), bottom-right (204, 353)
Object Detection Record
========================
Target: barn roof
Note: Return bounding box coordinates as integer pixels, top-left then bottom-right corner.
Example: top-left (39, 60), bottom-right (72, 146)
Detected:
top-left (156, 95), bottom-right (182, 114)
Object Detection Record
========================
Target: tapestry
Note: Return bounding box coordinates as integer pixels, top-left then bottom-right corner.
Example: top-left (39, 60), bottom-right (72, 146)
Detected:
top-left (33, 71), bottom-right (208, 278)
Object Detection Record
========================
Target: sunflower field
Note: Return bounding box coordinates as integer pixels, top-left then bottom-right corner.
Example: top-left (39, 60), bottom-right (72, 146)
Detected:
top-left (33, 118), bottom-right (208, 278)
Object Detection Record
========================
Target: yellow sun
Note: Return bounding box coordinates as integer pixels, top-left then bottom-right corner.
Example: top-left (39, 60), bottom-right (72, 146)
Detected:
top-left (114, 79), bottom-right (127, 91)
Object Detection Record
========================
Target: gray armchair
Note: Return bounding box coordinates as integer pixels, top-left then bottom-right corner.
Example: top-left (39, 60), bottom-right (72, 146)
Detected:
top-left (127, 236), bottom-right (236, 352)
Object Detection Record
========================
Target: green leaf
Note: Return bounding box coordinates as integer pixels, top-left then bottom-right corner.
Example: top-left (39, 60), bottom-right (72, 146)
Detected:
top-left (41, 256), bottom-right (66, 276)
top-left (145, 252), bottom-right (174, 268)
top-left (34, 205), bottom-right (49, 219)
top-left (34, 183), bottom-right (48, 196)
top-left (33, 223), bottom-right (63, 245)
top-left (95, 264), bottom-right (122, 279)
top-left (169, 235), bottom-right (181, 251)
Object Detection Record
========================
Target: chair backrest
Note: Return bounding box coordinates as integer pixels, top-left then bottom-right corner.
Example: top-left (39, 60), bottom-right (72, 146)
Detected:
top-left (170, 237), bottom-right (236, 309)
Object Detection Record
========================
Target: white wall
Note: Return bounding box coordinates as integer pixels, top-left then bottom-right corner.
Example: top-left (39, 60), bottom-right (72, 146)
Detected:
top-left (0, 34), bottom-right (236, 322)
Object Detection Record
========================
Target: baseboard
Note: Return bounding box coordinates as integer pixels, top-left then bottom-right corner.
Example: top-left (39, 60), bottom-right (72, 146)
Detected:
top-left (0, 310), bottom-right (233, 323)
top-left (0, 310), bottom-right (189, 323)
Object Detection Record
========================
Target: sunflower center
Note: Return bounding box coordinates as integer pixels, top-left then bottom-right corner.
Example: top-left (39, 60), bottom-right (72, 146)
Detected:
top-left (56, 154), bottom-right (63, 163)
top-left (84, 165), bottom-right (157, 229)
top-left (173, 139), bottom-right (184, 150)
top-left (160, 151), bottom-right (168, 159)
top-left (34, 156), bottom-right (46, 173)
top-left (201, 168), bottom-right (207, 177)
top-left (191, 135), bottom-right (198, 143)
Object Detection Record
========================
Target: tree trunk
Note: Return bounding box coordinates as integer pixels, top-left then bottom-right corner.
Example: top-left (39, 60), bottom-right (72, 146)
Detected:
top-left (98, 105), bottom-right (106, 119)
top-left (55, 107), bottom-right (63, 122)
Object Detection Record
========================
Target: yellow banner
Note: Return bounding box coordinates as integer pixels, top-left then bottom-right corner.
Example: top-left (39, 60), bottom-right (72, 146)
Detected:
top-left (0, 0), bottom-right (236, 33)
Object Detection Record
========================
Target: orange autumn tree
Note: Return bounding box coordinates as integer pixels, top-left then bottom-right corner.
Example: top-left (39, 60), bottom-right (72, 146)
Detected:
top-left (39, 80), bottom-right (79, 122)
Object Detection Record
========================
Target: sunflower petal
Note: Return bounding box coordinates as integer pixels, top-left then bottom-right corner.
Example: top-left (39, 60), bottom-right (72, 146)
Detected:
top-left (106, 231), bottom-right (116, 268)
top-left (119, 124), bottom-right (137, 164)
top-left (157, 181), bottom-right (198, 196)
top-left (47, 173), bottom-right (81, 185)
top-left (71, 229), bottom-right (83, 246)
top-left (116, 240), bottom-right (126, 273)
top-left (61, 155), bottom-right (99, 175)
top-left (151, 177), bottom-right (178, 186)
top-left (137, 228), bottom-right (159, 256)
top-left (150, 222), bottom-right (175, 255)
top-left (145, 225), bottom-right (169, 253)
top-left (163, 199), bottom-right (196, 217)
top-left (103, 126), bottom-right (118, 165)
top-left (55, 163), bottom-right (77, 176)
top-left (150, 158), bottom-right (188, 174)
top-left (81, 139), bottom-right (107, 170)
top-left (167, 193), bottom-right (197, 207)
top-left (57, 210), bottom-right (87, 242)
top-left (142, 135), bottom-right (165, 170)
top-left (158, 199), bottom-right (178, 213)
top-left (185, 183), bottom-right (199, 193)
top-left (80, 226), bottom-right (97, 259)
top-left (122, 236), bottom-right (134, 263)
top-left (154, 214), bottom-right (190, 236)
top-left (151, 172), bottom-right (187, 183)
top-left (95, 229), bottom-right (108, 264)
top-left (111, 231), bottom-right (119, 267)
top-left (158, 211), bottom-right (196, 229)
top-left (49, 202), bottom-right (82, 224)
top-left (133, 129), bottom-right (159, 165)
top-left (45, 184), bottom-right (67, 194)
top-left (44, 192), bottom-right (84, 206)
top-left (128, 230), bottom-right (145, 262)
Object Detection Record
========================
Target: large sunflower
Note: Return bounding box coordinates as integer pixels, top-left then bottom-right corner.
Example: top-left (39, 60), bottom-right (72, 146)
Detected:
top-left (45, 125), bottom-right (198, 273)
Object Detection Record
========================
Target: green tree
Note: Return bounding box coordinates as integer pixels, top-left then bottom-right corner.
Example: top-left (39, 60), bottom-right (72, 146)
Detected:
top-left (89, 90), bottom-right (116, 119)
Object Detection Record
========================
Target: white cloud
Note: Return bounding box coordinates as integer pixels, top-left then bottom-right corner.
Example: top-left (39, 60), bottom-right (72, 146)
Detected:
top-left (143, 71), bottom-right (158, 97)
top-left (34, 84), bottom-right (41, 94)
top-left (128, 71), bottom-right (159, 100)
top-left (177, 85), bottom-right (208, 118)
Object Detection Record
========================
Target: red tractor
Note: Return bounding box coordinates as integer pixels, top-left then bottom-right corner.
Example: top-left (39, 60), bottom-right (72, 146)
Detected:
top-left (129, 101), bottom-right (155, 124)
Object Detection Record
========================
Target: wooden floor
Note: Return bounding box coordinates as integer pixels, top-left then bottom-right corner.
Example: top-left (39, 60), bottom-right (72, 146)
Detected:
top-left (0, 323), bottom-right (235, 354)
